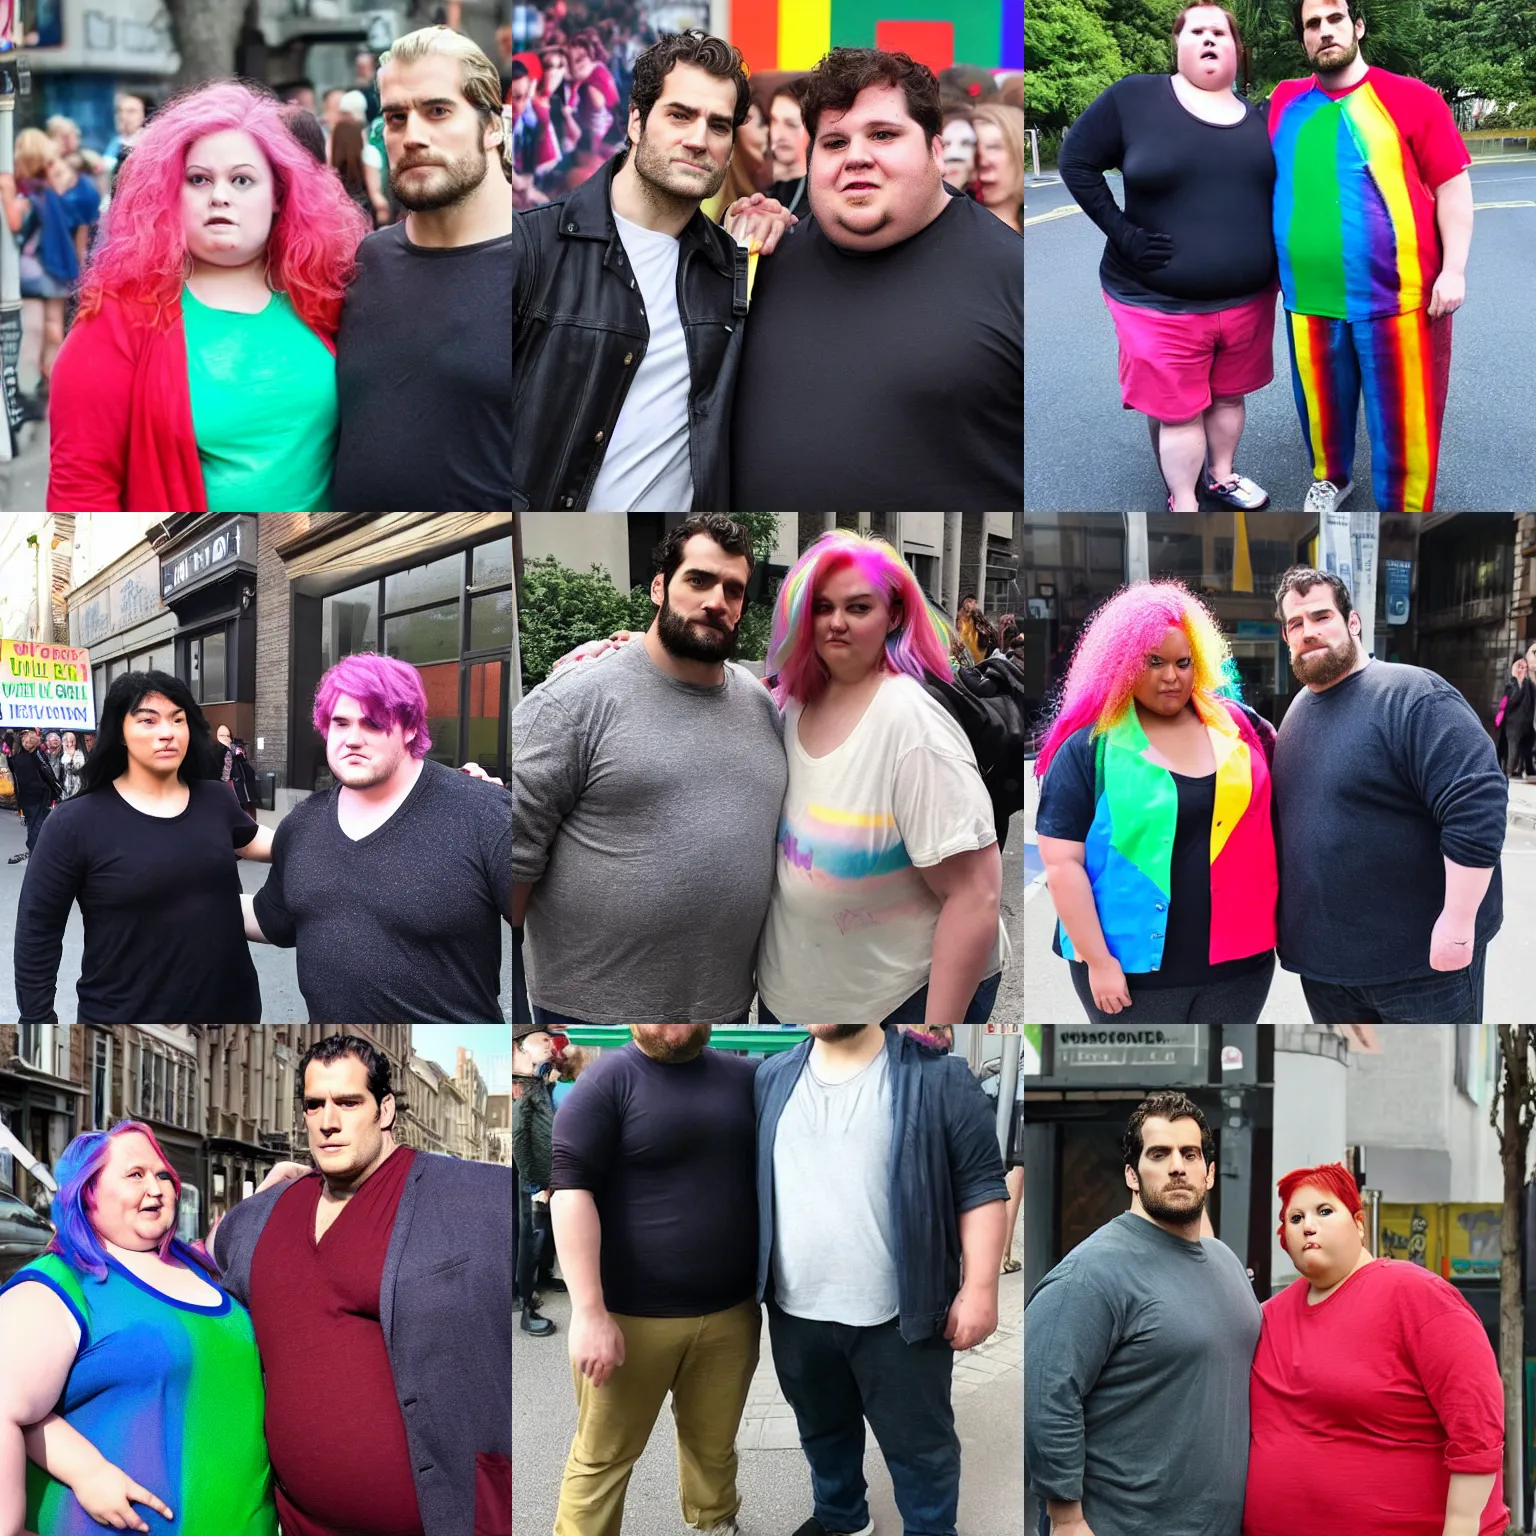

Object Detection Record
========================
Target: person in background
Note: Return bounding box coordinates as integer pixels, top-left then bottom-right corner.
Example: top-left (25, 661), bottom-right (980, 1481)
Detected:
top-left (283, 103), bottom-right (328, 165)
top-left (765, 78), bottom-right (811, 218)
top-left (739, 92), bottom-right (770, 164)
top-left (551, 1045), bottom-right (590, 1110)
top-left (940, 104), bottom-right (977, 193)
top-left (6, 729), bottom-right (62, 864)
top-left (568, 29), bottom-right (621, 153)
top-left (539, 45), bottom-right (582, 164)
top-left (705, 85), bottom-right (771, 224)
top-left (956, 594), bottom-right (985, 664)
top-left (42, 732), bottom-right (65, 787)
top-left (329, 115), bottom-right (375, 221)
top-left (512, 1023), bottom-right (561, 1338)
top-left (320, 86), bottom-right (345, 151)
top-left (351, 48), bottom-right (381, 122)
top-left (103, 91), bottom-right (149, 173)
top-left (973, 102), bottom-right (1024, 232)
top-left (1499, 646), bottom-right (1536, 780)
top-left (215, 723), bottom-right (258, 819)
top-left (506, 59), bottom-right (560, 209)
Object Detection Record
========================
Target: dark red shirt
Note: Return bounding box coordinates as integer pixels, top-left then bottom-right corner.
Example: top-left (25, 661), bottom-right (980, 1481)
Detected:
top-left (250, 1145), bottom-right (424, 1536)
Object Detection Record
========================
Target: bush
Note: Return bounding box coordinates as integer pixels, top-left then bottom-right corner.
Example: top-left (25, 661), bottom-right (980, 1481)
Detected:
top-left (516, 557), bottom-right (637, 690)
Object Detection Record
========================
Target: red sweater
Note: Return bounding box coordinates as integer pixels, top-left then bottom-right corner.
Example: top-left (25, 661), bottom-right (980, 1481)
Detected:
top-left (1244, 1259), bottom-right (1506, 1536)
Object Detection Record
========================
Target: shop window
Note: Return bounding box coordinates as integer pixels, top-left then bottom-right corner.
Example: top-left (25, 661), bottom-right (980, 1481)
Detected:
top-left (385, 553), bottom-right (459, 611)
top-left (321, 581), bottom-right (379, 671)
top-left (467, 659), bottom-right (505, 773)
top-left (417, 660), bottom-right (459, 768)
top-left (202, 631), bottom-right (227, 703)
top-left (469, 591), bottom-right (513, 652)
top-left (385, 602), bottom-right (459, 665)
top-left (472, 538), bottom-right (513, 586)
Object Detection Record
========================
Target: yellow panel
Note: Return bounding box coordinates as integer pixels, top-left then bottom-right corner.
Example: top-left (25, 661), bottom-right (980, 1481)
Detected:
top-left (1378, 1202), bottom-right (1442, 1274)
top-left (779, 0), bottom-right (832, 70)
top-left (1444, 1203), bottom-right (1501, 1278)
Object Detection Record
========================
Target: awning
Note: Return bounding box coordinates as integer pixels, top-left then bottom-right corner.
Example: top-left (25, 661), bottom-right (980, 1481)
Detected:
top-left (277, 513), bottom-right (510, 585)
top-left (0, 1120), bottom-right (57, 1191)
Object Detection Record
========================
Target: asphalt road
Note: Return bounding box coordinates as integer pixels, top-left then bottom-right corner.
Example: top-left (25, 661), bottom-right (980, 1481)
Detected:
top-left (1024, 156), bottom-right (1536, 513)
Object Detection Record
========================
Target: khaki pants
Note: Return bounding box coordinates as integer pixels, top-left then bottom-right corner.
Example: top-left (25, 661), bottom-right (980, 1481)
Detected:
top-left (554, 1299), bottom-right (761, 1536)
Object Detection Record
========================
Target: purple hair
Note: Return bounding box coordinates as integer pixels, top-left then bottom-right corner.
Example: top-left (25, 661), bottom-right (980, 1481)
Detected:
top-left (765, 531), bottom-right (954, 708)
top-left (312, 653), bottom-right (433, 757)
top-left (47, 1120), bottom-right (219, 1283)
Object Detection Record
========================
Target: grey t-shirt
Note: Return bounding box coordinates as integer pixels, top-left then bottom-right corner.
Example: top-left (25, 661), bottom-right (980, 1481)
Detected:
top-left (771, 1046), bottom-right (899, 1326)
top-left (1025, 1211), bottom-right (1261, 1536)
top-left (511, 640), bottom-right (787, 1023)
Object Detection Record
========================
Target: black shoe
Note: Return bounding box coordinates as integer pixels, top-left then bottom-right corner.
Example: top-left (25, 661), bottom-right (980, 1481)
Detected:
top-left (520, 1306), bottom-right (556, 1336)
top-left (791, 1520), bottom-right (874, 1536)
top-left (541, 1276), bottom-right (567, 1292)
top-left (7, 852), bottom-right (27, 864)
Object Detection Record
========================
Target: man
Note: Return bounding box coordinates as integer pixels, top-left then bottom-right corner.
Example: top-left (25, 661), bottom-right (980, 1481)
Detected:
top-left (332, 26), bottom-right (514, 512)
top-left (103, 91), bottom-right (147, 171)
top-left (510, 516), bottom-right (786, 1024)
top-left (732, 48), bottom-right (1023, 512)
top-left (550, 1024), bottom-right (760, 1536)
top-left (507, 59), bottom-right (559, 207)
top-left (277, 78), bottom-right (318, 113)
top-left (243, 652), bottom-right (514, 1022)
top-left (766, 78), bottom-right (810, 218)
top-left (512, 1022), bottom-right (564, 1336)
top-left (756, 1024), bottom-right (1007, 1536)
top-left (353, 47), bottom-right (382, 121)
top-left (1273, 565), bottom-right (1505, 1023)
top-left (212, 1034), bottom-right (512, 1536)
top-left (1271, 0), bottom-right (1473, 514)
top-left (1504, 644), bottom-right (1536, 780)
top-left (6, 729), bottom-right (60, 864)
top-left (1026, 1093), bottom-right (1261, 1536)
top-left (511, 29), bottom-right (795, 512)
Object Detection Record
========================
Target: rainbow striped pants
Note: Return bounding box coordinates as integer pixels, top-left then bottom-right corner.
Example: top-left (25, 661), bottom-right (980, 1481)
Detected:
top-left (1285, 307), bottom-right (1452, 513)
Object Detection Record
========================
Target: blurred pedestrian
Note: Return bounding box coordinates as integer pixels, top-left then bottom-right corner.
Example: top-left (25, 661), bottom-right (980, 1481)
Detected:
top-left (6, 729), bottom-right (61, 864)
top-left (215, 723), bottom-right (259, 818)
top-left (56, 730), bottom-right (84, 801)
top-left (42, 731), bottom-right (65, 785)
top-left (941, 104), bottom-right (977, 193)
top-left (551, 1044), bottom-right (590, 1110)
top-left (973, 102), bottom-right (1024, 232)
top-left (1502, 648), bottom-right (1536, 780)
top-left (329, 116), bottom-right (375, 220)
top-left (283, 103), bottom-right (328, 165)
top-left (957, 594), bottom-right (985, 664)
top-left (765, 78), bottom-right (810, 217)
top-left (506, 60), bottom-right (559, 208)
top-left (568, 29), bottom-right (620, 152)
top-left (512, 1024), bottom-right (560, 1335)
top-left (103, 91), bottom-right (149, 174)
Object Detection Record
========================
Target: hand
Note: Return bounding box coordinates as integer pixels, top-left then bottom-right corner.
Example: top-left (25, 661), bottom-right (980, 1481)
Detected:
top-left (725, 193), bottom-right (797, 256)
top-left (1514, 660), bottom-right (1527, 681)
top-left (1087, 957), bottom-right (1132, 1014)
top-left (72, 1459), bottom-right (174, 1532)
top-left (531, 1188), bottom-right (551, 1205)
top-left (0, 171), bottom-right (15, 198)
top-left (255, 1160), bottom-right (312, 1194)
top-left (1049, 1519), bottom-right (1097, 1536)
top-left (1118, 226), bottom-right (1173, 271)
top-left (569, 1305), bottom-right (627, 1387)
top-left (943, 1283), bottom-right (998, 1351)
top-left (459, 762), bottom-right (506, 785)
top-left (1429, 909), bottom-right (1476, 971)
top-left (1428, 269), bottom-right (1465, 320)
top-left (607, 630), bottom-right (638, 645)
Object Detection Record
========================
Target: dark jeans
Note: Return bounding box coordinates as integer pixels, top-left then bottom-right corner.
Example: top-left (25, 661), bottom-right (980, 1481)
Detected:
top-left (1507, 727), bottom-right (1535, 778)
top-left (767, 1301), bottom-right (961, 1536)
top-left (514, 1177), bottom-right (552, 1305)
top-left (1067, 952), bottom-right (1275, 1024)
top-left (512, 926), bottom-right (532, 1026)
top-left (759, 971), bottom-right (1001, 1026)
top-left (531, 1005), bottom-right (752, 1025)
top-left (21, 800), bottom-right (50, 853)
top-left (1300, 944), bottom-right (1486, 1023)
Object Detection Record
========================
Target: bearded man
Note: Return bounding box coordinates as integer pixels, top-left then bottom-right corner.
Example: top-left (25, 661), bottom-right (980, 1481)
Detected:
top-left (548, 1023), bottom-right (761, 1536)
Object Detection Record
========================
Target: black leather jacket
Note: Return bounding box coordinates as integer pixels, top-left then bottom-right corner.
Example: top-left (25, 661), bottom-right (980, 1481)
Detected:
top-left (510, 152), bottom-right (748, 510)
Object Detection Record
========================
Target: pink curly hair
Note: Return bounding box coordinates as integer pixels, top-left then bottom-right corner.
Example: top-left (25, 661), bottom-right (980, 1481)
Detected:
top-left (1034, 580), bottom-right (1241, 780)
top-left (78, 80), bottom-right (371, 339)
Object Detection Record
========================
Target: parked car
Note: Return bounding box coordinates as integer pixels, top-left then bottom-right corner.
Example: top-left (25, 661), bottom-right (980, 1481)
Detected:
top-left (0, 1188), bottom-right (55, 1282)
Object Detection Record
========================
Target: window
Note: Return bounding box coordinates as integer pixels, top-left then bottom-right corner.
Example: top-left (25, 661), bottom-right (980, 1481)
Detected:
top-left (472, 538), bottom-right (513, 586)
top-left (321, 581), bottom-right (379, 672)
top-left (385, 553), bottom-right (459, 611)
top-left (469, 591), bottom-right (513, 652)
top-left (91, 1033), bottom-right (111, 1130)
top-left (187, 628), bottom-right (229, 704)
top-left (384, 603), bottom-right (459, 665)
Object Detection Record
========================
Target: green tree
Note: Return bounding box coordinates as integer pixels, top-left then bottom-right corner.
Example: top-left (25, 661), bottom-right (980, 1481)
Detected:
top-left (516, 558), bottom-right (637, 690)
top-left (1236, 0), bottom-right (1429, 97)
top-left (1099, 0), bottom-right (1183, 78)
top-left (1024, 0), bottom-right (1129, 129)
top-left (1418, 0), bottom-right (1536, 114)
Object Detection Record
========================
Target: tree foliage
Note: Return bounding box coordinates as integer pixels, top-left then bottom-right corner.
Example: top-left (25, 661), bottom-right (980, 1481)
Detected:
top-left (1024, 0), bottom-right (1129, 130)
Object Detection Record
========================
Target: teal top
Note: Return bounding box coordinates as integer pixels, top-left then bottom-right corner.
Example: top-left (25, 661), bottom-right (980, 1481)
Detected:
top-left (181, 287), bottom-right (337, 512)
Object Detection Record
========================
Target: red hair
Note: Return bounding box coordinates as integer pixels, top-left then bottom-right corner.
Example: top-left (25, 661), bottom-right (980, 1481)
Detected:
top-left (1276, 1162), bottom-right (1362, 1241)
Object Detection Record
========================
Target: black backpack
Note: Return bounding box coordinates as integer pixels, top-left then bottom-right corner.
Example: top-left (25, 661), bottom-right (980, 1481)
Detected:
top-left (922, 656), bottom-right (1027, 852)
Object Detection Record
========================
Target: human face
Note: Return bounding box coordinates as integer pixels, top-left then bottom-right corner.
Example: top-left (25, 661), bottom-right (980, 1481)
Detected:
top-left (1131, 624), bottom-right (1194, 717)
top-left (650, 534), bottom-right (750, 663)
top-left (355, 52), bottom-right (377, 84)
top-left (630, 63), bottom-right (737, 204)
top-left (20, 730), bottom-right (38, 751)
top-left (303, 1054), bottom-right (394, 1183)
top-left (630, 1025), bottom-right (712, 1061)
top-left (325, 692), bottom-right (415, 789)
top-left (768, 92), bottom-right (808, 178)
top-left (740, 100), bottom-right (769, 161)
top-left (569, 44), bottom-right (593, 80)
top-left (1297, 0), bottom-right (1364, 70)
top-left (506, 73), bottom-right (535, 115)
top-left (1176, 8), bottom-right (1239, 90)
top-left (181, 129), bottom-right (277, 271)
top-left (1127, 1115), bottom-right (1213, 1226)
top-left (62, 733), bottom-right (75, 752)
top-left (941, 117), bottom-right (976, 189)
top-left (124, 691), bottom-right (188, 777)
top-left (216, 724), bottom-right (232, 746)
top-left (813, 565), bottom-right (897, 683)
top-left (809, 84), bottom-right (946, 252)
top-left (380, 54), bottom-right (499, 212)
top-left (1281, 1183), bottom-right (1366, 1285)
top-left (974, 119), bottom-right (1023, 212)
top-left (290, 85), bottom-right (317, 113)
top-left (115, 94), bottom-right (145, 137)
top-left (45, 734), bottom-right (60, 751)
top-left (541, 52), bottom-right (568, 91)
top-left (1280, 585), bottom-right (1360, 689)
top-left (517, 1030), bottom-right (556, 1066)
top-left (322, 88), bottom-right (345, 129)
top-left (90, 1132), bottom-right (177, 1252)
top-left (1524, 643), bottom-right (1536, 674)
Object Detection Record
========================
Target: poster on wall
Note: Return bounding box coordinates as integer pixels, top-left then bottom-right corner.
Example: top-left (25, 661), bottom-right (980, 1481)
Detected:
top-left (0, 640), bottom-right (97, 731)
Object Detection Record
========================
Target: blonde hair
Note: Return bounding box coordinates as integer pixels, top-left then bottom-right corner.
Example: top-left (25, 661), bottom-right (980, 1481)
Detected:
top-left (379, 25), bottom-right (510, 181)
top-left (46, 115), bottom-right (81, 142)
top-left (14, 127), bottom-right (57, 181)
top-left (973, 102), bottom-right (1025, 212)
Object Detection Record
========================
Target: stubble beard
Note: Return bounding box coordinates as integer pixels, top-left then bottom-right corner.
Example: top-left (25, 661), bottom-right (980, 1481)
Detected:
top-left (632, 129), bottom-right (727, 213)
top-left (1140, 1179), bottom-right (1209, 1226)
top-left (1291, 631), bottom-right (1358, 688)
top-left (657, 591), bottom-right (740, 663)
top-left (391, 143), bottom-right (490, 212)
top-left (630, 1025), bottom-right (712, 1062)
top-left (1311, 35), bottom-right (1360, 77)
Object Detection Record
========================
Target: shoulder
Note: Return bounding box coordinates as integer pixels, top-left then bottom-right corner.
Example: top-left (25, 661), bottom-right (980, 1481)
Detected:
top-left (724, 663), bottom-right (784, 723)
top-left (708, 1048), bottom-right (764, 1086)
top-left (274, 786), bottom-right (336, 838)
top-left (1032, 1221), bottom-right (1129, 1295)
top-left (412, 1150), bottom-right (513, 1192)
top-left (1367, 68), bottom-right (1453, 110)
top-left (757, 1039), bottom-right (810, 1087)
top-left (1367, 1256), bottom-right (1475, 1313)
top-left (419, 758), bottom-right (512, 810)
top-left (353, 223), bottom-right (410, 267)
top-left (1043, 724), bottom-right (1099, 779)
top-left (0, 1254), bottom-right (91, 1341)
top-left (881, 672), bottom-right (970, 740)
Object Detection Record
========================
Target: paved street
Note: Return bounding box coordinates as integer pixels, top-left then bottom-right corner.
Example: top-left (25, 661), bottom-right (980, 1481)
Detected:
top-left (1024, 157), bottom-right (1536, 513)
top-left (513, 1269), bottom-right (1024, 1536)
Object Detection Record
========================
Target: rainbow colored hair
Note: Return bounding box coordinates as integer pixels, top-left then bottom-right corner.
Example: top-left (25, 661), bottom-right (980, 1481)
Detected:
top-left (1034, 580), bottom-right (1242, 780)
top-left (765, 531), bottom-right (955, 708)
top-left (47, 1120), bottom-right (220, 1284)
top-left (78, 80), bottom-right (371, 339)
top-left (313, 652), bottom-right (433, 758)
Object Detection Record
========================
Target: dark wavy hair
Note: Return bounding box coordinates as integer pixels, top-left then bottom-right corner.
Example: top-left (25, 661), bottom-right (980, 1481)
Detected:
top-left (629, 29), bottom-right (750, 131)
top-left (1122, 1092), bottom-right (1214, 1170)
top-left (653, 514), bottom-right (756, 587)
top-left (299, 1034), bottom-right (397, 1121)
top-left (802, 47), bottom-right (942, 144)
top-left (77, 670), bottom-right (220, 796)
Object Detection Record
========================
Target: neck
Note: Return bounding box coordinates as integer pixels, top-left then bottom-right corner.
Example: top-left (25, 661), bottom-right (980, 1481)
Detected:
top-left (1307, 1248), bottom-right (1373, 1300)
top-left (116, 758), bottom-right (185, 798)
top-left (1175, 70), bottom-right (1236, 98)
top-left (1129, 1201), bottom-right (1202, 1242)
top-left (188, 255), bottom-right (269, 298)
top-left (322, 1137), bottom-right (398, 1202)
top-left (339, 752), bottom-right (423, 809)
top-left (1316, 51), bottom-right (1368, 88)
top-left (642, 623), bottom-right (726, 687)
top-left (610, 151), bottom-right (697, 238)
top-left (103, 1236), bottom-right (169, 1260)
top-left (403, 170), bottom-right (514, 249)
top-left (810, 1025), bottom-right (886, 1070)
top-left (821, 661), bottom-right (886, 702)
top-left (1134, 698), bottom-right (1194, 727)
top-left (1307, 649), bottom-right (1370, 693)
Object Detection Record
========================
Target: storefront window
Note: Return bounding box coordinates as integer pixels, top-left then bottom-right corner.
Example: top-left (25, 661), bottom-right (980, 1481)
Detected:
top-left (469, 591), bottom-right (513, 652)
top-left (384, 602), bottom-right (459, 665)
top-left (467, 659), bottom-right (505, 771)
top-left (202, 630), bottom-right (227, 703)
top-left (472, 538), bottom-right (513, 586)
top-left (385, 553), bottom-right (460, 611)
top-left (419, 660), bottom-right (460, 770)
top-left (321, 581), bottom-right (379, 672)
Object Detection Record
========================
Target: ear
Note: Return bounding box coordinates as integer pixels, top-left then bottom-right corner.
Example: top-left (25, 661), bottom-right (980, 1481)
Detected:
top-left (651, 570), bottom-right (665, 608)
top-left (628, 103), bottom-right (642, 150)
top-left (1124, 1163), bottom-right (1139, 1193)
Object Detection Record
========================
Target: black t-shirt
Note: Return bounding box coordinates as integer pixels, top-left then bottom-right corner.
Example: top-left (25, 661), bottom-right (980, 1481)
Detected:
top-left (767, 175), bottom-right (811, 225)
top-left (251, 760), bottom-right (513, 1023)
top-left (1058, 74), bottom-right (1277, 313)
top-left (731, 191), bottom-right (1022, 512)
top-left (13, 779), bottom-right (261, 1024)
top-left (333, 223), bottom-right (515, 511)
top-left (9, 746), bottom-right (59, 809)
top-left (550, 1041), bottom-right (759, 1317)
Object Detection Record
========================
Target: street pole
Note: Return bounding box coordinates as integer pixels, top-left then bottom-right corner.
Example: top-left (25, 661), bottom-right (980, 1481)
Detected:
top-left (0, 2), bottom-right (24, 463)
top-left (995, 1035), bottom-right (1020, 1160)
top-left (1125, 513), bottom-right (1150, 584)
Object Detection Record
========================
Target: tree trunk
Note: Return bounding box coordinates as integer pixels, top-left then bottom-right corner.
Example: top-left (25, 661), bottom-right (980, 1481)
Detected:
top-left (165, 0), bottom-right (249, 89)
top-left (1499, 1025), bottom-right (1530, 1535)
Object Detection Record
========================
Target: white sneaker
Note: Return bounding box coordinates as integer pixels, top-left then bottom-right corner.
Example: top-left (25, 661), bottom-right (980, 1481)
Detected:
top-left (1302, 477), bottom-right (1353, 514)
top-left (698, 1521), bottom-right (740, 1536)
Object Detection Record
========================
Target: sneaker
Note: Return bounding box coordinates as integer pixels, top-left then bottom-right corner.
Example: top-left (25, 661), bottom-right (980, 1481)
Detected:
top-left (699, 1520), bottom-right (740, 1536)
top-left (790, 1520), bottom-right (874, 1536)
top-left (1302, 477), bottom-right (1353, 514)
top-left (520, 1306), bottom-right (556, 1337)
top-left (6, 852), bottom-right (27, 864)
top-left (1202, 471), bottom-right (1270, 510)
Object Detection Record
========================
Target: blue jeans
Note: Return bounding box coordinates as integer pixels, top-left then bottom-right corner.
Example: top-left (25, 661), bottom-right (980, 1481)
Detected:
top-left (767, 1301), bottom-right (961, 1536)
top-left (531, 1005), bottom-right (752, 1025)
top-left (759, 971), bottom-right (1002, 1026)
top-left (1300, 943), bottom-right (1486, 1024)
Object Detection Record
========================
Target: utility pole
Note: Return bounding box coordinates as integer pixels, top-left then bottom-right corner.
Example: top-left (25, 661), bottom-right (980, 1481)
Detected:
top-left (1493, 1025), bottom-right (1533, 1535)
top-left (0, 8), bottom-right (26, 464)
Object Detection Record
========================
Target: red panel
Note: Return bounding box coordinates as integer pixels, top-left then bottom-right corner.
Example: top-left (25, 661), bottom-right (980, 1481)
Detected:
top-left (732, 0), bottom-right (779, 74)
top-left (874, 19), bottom-right (954, 72)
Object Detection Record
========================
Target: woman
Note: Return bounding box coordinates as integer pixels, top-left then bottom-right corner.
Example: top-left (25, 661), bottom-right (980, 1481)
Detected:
top-left (1059, 4), bottom-right (1276, 512)
top-left (215, 723), bottom-right (258, 818)
top-left (328, 115), bottom-right (374, 224)
top-left (972, 103), bottom-right (1023, 231)
top-left (42, 733), bottom-right (64, 788)
top-left (755, 532), bottom-right (1009, 1026)
top-left (1034, 580), bottom-right (1279, 1024)
top-left (941, 105), bottom-right (977, 194)
top-left (568, 31), bottom-right (620, 154)
top-left (551, 1045), bottom-right (590, 1111)
top-left (538, 46), bottom-right (581, 161)
top-left (13, 670), bottom-right (271, 1025)
top-left (0, 1119), bottom-right (278, 1535)
top-left (56, 731), bottom-right (84, 800)
top-left (1244, 1163), bottom-right (1506, 1536)
top-left (706, 91), bottom-right (770, 220)
top-left (46, 80), bottom-right (370, 513)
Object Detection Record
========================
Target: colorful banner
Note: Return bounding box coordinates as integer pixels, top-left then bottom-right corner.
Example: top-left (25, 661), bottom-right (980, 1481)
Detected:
top-left (731, 0), bottom-right (1021, 74)
top-left (1378, 1202), bottom-right (1441, 1272)
top-left (0, 639), bottom-right (96, 730)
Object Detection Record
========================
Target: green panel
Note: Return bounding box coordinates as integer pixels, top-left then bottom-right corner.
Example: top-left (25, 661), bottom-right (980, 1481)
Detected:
top-left (555, 1027), bottom-right (809, 1054)
top-left (830, 0), bottom-right (1001, 67)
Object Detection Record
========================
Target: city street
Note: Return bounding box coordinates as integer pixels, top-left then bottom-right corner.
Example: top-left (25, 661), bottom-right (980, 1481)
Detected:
top-left (512, 1271), bottom-right (1024, 1536)
top-left (1024, 156), bottom-right (1536, 513)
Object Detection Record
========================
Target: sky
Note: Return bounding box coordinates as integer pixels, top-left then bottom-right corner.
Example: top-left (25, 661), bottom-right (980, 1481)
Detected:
top-left (411, 1025), bottom-right (511, 1094)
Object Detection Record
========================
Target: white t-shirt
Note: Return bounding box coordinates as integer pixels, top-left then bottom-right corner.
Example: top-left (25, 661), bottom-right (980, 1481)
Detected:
top-left (587, 208), bottom-right (694, 512)
top-left (756, 672), bottom-right (1009, 1023)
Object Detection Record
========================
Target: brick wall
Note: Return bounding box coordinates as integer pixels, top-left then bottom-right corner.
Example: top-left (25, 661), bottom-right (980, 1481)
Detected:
top-left (254, 515), bottom-right (314, 788)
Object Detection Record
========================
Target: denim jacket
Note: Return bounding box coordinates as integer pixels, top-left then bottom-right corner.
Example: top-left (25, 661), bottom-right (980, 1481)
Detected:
top-left (754, 1027), bottom-right (1008, 1343)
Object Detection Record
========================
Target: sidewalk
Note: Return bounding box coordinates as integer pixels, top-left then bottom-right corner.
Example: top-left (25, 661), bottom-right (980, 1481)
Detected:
top-left (513, 1272), bottom-right (1024, 1536)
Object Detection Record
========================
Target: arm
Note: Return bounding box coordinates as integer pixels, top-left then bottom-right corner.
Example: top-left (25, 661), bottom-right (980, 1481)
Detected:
top-left (1429, 170), bottom-right (1472, 319)
top-left (512, 882), bottom-right (532, 927)
top-left (240, 893), bottom-right (271, 944)
top-left (724, 193), bottom-right (797, 256)
top-left (46, 311), bottom-right (136, 512)
top-left (363, 159), bottom-right (390, 225)
top-left (13, 818), bottom-right (80, 1025)
top-left (1056, 85), bottom-right (1167, 270)
top-left (1037, 835), bottom-right (1131, 1010)
top-left (946, 1199), bottom-right (1007, 1351)
top-left (549, 1189), bottom-right (626, 1386)
top-left (1443, 1474), bottom-right (1496, 1536)
top-left (917, 844), bottom-right (1003, 1026)
top-left (509, 690), bottom-right (588, 908)
top-left (235, 823), bottom-right (274, 862)
top-left (21, 1416), bottom-right (174, 1534)
top-left (0, 1284), bottom-right (79, 1536)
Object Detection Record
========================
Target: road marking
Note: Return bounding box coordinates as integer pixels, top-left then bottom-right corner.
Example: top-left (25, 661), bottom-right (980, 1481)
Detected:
top-left (1473, 199), bottom-right (1536, 209)
top-left (1023, 204), bottom-right (1083, 227)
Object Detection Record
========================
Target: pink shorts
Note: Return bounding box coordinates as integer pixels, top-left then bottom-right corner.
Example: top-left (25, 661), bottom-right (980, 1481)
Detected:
top-left (1104, 287), bottom-right (1278, 422)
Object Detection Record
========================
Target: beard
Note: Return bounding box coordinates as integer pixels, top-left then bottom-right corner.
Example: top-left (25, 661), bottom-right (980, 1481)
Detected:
top-left (809, 1025), bottom-right (873, 1042)
top-left (657, 590), bottom-right (740, 664)
top-left (1311, 35), bottom-right (1360, 73)
top-left (330, 739), bottom-right (407, 788)
top-left (1140, 1179), bottom-right (1209, 1225)
top-left (1290, 631), bottom-right (1358, 687)
top-left (630, 1025), bottom-right (712, 1062)
top-left (632, 129), bottom-right (727, 206)
top-left (390, 143), bottom-right (490, 211)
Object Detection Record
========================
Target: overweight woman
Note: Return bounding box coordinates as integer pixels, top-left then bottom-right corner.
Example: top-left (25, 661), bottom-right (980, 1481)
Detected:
top-left (1034, 580), bottom-right (1279, 1024)
top-left (1060, 3), bottom-right (1277, 512)
top-left (1245, 1163), bottom-right (1506, 1536)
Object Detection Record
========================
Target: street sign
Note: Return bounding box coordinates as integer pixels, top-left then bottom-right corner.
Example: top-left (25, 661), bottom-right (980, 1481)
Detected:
top-left (0, 639), bottom-right (95, 730)
top-left (1053, 1025), bottom-right (1204, 1072)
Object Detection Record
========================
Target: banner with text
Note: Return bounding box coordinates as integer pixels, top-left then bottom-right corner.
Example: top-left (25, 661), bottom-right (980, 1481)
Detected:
top-left (0, 641), bottom-right (96, 731)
